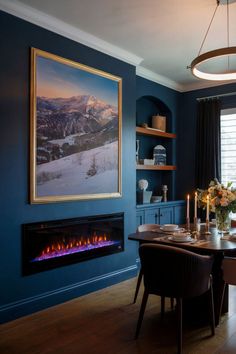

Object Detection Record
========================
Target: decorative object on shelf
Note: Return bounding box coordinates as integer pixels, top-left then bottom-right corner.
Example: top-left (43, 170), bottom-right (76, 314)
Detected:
top-left (162, 185), bottom-right (168, 202)
top-left (152, 115), bottom-right (166, 132)
top-left (136, 140), bottom-right (140, 163)
top-left (189, 0), bottom-right (236, 81)
top-left (141, 123), bottom-right (148, 128)
top-left (138, 179), bottom-right (148, 191)
top-left (137, 179), bottom-right (152, 204)
top-left (143, 159), bottom-right (154, 165)
top-left (197, 179), bottom-right (236, 234)
top-left (151, 195), bottom-right (162, 203)
top-left (153, 145), bottom-right (166, 165)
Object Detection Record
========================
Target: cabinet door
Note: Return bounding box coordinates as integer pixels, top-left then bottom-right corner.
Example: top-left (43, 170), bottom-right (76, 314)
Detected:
top-left (159, 207), bottom-right (173, 225)
top-left (136, 210), bottom-right (145, 229)
top-left (174, 205), bottom-right (185, 224)
top-left (145, 208), bottom-right (160, 224)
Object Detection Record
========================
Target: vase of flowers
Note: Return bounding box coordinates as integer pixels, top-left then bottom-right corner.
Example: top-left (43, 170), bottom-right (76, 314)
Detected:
top-left (198, 179), bottom-right (236, 234)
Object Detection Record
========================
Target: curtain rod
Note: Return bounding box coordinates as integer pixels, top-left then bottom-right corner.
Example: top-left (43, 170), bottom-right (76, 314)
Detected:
top-left (196, 91), bottom-right (236, 101)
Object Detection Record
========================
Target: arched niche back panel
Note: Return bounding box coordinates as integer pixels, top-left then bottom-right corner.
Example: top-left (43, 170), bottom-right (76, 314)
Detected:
top-left (136, 95), bottom-right (172, 132)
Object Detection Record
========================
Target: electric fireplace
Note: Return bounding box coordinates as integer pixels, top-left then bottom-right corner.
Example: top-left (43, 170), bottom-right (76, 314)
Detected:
top-left (22, 213), bottom-right (124, 275)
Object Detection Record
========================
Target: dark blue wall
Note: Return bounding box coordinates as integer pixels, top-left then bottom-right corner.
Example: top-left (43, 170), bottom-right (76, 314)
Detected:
top-left (4, 9), bottom-right (234, 324)
top-left (177, 83), bottom-right (236, 200)
top-left (0, 11), bottom-right (139, 323)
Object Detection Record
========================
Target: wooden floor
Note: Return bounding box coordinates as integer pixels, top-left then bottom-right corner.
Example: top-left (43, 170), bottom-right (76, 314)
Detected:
top-left (1, 277), bottom-right (236, 354)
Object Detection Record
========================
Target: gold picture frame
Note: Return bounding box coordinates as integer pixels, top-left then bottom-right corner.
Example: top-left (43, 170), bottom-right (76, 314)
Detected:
top-left (30, 48), bottom-right (122, 203)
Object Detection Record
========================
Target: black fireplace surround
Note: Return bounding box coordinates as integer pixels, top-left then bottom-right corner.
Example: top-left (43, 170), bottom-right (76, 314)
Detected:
top-left (22, 213), bottom-right (124, 275)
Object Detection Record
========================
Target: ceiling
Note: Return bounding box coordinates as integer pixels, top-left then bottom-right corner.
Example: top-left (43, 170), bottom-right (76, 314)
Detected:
top-left (1, 0), bottom-right (236, 91)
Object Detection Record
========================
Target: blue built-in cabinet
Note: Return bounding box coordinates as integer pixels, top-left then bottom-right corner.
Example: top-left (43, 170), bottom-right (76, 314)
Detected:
top-left (136, 200), bottom-right (185, 228)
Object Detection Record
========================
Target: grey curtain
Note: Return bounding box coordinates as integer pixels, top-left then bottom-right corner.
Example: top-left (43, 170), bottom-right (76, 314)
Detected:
top-left (195, 98), bottom-right (221, 189)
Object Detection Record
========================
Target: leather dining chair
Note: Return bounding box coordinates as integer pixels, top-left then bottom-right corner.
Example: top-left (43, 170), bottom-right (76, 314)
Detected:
top-left (133, 224), bottom-right (159, 304)
top-left (220, 257), bottom-right (236, 318)
top-left (135, 243), bottom-right (215, 354)
top-left (133, 224), bottom-right (174, 314)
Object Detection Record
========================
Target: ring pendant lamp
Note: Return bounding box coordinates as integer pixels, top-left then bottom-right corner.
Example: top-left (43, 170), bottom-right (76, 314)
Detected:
top-left (190, 0), bottom-right (236, 81)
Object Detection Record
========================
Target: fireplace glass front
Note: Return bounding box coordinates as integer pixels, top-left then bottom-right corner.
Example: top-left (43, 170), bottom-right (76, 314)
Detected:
top-left (22, 213), bottom-right (124, 275)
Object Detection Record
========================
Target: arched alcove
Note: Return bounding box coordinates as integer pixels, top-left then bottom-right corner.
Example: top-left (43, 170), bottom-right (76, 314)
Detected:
top-left (136, 95), bottom-right (172, 131)
top-left (136, 95), bottom-right (175, 201)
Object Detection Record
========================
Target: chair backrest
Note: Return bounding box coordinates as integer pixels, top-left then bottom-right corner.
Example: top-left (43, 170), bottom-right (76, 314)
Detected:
top-left (222, 257), bottom-right (236, 285)
top-left (139, 243), bottom-right (213, 299)
top-left (137, 224), bottom-right (159, 232)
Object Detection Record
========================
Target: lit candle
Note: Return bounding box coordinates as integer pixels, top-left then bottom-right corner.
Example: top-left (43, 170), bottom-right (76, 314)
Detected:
top-left (206, 195), bottom-right (209, 221)
top-left (194, 192), bottom-right (197, 219)
top-left (186, 194), bottom-right (190, 219)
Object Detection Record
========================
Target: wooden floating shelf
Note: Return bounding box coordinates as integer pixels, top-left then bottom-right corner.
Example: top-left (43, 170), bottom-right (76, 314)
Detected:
top-left (136, 126), bottom-right (176, 139)
top-left (136, 164), bottom-right (176, 171)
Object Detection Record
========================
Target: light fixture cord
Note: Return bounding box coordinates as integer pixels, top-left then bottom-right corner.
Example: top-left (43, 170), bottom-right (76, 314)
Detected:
top-left (227, 0), bottom-right (230, 70)
top-left (198, 0), bottom-right (220, 56)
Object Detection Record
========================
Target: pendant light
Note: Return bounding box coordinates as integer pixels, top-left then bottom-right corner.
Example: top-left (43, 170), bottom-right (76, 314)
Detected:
top-left (190, 0), bottom-right (236, 81)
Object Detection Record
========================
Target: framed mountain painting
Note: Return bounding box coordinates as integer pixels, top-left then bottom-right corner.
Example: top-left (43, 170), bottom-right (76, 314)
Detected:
top-left (30, 48), bottom-right (122, 203)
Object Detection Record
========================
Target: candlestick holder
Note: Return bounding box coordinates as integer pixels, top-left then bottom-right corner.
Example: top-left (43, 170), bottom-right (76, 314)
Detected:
top-left (205, 219), bottom-right (211, 234)
top-left (186, 217), bottom-right (190, 231)
top-left (162, 185), bottom-right (168, 202)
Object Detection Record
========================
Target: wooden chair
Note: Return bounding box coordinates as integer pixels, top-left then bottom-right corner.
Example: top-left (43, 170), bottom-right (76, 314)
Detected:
top-left (133, 224), bottom-right (174, 314)
top-left (135, 243), bottom-right (215, 354)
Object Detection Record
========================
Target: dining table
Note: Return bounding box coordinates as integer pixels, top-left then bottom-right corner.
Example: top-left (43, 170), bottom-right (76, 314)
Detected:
top-left (128, 222), bottom-right (236, 326)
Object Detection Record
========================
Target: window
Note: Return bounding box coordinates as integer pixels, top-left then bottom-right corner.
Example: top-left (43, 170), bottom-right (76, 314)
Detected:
top-left (221, 108), bottom-right (236, 188)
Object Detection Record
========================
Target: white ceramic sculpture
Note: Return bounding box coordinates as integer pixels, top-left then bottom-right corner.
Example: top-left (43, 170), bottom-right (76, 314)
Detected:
top-left (138, 179), bottom-right (148, 191)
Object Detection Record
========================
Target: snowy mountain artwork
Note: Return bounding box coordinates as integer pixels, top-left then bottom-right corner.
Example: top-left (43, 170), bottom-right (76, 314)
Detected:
top-left (30, 48), bottom-right (122, 203)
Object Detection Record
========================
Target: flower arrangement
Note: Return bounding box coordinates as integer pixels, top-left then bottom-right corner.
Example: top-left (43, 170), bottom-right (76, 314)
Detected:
top-left (198, 179), bottom-right (236, 232)
top-left (197, 179), bottom-right (236, 213)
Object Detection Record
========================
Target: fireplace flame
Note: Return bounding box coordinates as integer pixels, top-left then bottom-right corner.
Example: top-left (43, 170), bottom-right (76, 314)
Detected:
top-left (39, 232), bottom-right (111, 259)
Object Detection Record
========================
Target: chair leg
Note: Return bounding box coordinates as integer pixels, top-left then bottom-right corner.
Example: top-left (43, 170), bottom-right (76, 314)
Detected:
top-left (219, 282), bottom-right (226, 325)
top-left (135, 289), bottom-right (149, 339)
top-left (133, 269), bottom-right (143, 304)
top-left (176, 298), bottom-right (183, 354)
top-left (161, 296), bottom-right (165, 319)
top-left (209, 281), bottom-right (215, 336)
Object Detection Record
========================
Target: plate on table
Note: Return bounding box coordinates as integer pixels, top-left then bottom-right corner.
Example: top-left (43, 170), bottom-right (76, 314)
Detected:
top-left (151, 228), bottom-right (160, 232)
top-left (168, 236), bottom-right (193, 243)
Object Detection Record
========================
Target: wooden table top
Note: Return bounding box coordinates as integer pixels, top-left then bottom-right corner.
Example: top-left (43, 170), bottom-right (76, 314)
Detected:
top-left (128, 224), bottom-right (236, 254)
